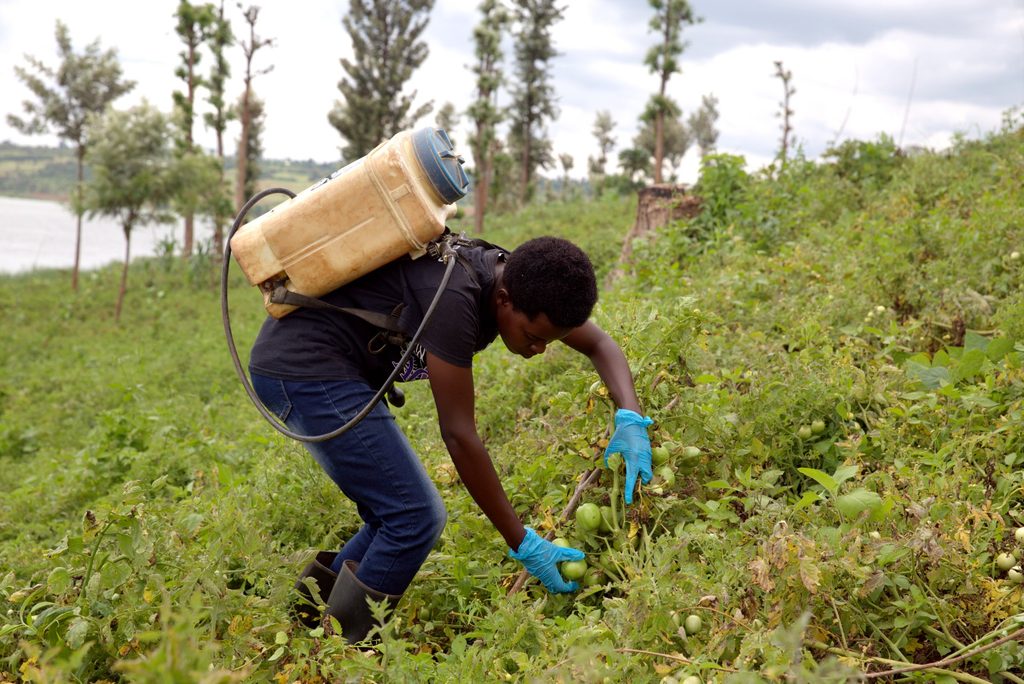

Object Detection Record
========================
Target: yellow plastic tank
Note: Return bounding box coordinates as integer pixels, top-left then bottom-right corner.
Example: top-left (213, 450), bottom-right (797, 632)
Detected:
top-left (230, 127), bottom-right (469, 318)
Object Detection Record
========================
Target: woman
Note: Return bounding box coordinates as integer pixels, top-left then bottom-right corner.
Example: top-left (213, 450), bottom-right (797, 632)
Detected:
top-left (248, 235), bottom-right (653, 643)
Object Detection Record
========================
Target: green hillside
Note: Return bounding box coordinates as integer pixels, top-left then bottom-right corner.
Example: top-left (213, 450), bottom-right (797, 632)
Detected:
top-left (1, 118), bottom-right (1023, 682)
top-left (0, 142), bottom-right (341, 202)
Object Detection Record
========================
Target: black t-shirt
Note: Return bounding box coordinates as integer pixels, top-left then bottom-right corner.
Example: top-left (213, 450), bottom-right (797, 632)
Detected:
top-left (248, 244), bottom-right (505, 386)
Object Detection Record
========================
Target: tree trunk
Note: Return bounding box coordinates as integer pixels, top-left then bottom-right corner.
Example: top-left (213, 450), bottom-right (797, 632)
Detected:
top-left (519, 120), bottom-right (531, 207)
top-left (183, 43), bottom-right (197, 258)
top-left (235, 87), bottom-right (251, 213)
top-left (605, 184), bottom-right (701, 287)
top-left (213, 166), bottom-right (226, 259)
top-left (72, 146), bottom-right (85, 292)
top-left (115, 223), bottom-right (132, 322)
top-left (474, 128), bottom-right (489, 234)
top-left (654, 111), bottom-right (665, 184)
top-left (184, 214), bottom-right (194, 258)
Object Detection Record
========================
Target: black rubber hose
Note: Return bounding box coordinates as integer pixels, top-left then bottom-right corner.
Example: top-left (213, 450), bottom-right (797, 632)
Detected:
top-left (221, 187), bottom-right (457, 443)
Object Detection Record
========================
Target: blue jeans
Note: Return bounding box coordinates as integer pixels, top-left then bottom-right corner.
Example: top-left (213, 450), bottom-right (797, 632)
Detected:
top-left (250, 373), bottom-right (447, 595)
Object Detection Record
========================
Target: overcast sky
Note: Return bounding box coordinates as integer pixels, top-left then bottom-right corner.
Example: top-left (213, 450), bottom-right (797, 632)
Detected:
top-left (2, 0), bottom-right (1022, 184)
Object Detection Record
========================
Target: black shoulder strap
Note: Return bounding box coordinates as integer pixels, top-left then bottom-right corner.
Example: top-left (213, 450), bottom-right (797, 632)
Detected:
top-left (269, 286), bottom-right (408, 346)
top-left (268, 230), bottom-right (508, 347)
top-left (426, 229), bottom-right (510, 290)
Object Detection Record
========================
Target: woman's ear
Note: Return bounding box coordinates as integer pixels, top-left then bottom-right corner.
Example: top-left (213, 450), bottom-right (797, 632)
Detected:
top-left (495, 287), bottom-right (512, 307)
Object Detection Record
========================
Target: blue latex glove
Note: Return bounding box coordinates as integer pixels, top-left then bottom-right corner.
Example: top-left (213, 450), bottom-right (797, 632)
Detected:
top-left (604, 408), bottom-right (654, 505)
top-left (508, 527), bottom-right (585, 593)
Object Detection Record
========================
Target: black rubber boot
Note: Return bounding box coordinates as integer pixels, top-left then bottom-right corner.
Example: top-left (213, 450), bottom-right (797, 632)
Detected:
top-left (324, 560), bottom-right (401, 644)
top-left (292, 550), bottom-right (338, 628)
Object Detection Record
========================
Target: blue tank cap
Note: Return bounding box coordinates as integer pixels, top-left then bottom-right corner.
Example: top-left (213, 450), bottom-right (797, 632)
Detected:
top-left (411, 127), bottom-right (470, 204)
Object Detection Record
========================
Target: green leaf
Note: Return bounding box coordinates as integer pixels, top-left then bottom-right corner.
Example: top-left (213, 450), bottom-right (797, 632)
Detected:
top-left (954, 348), bottom-right (986, 382)
top-left (65, 617), bottom-right (91, 649)
top-left (869, 496), bottom-right (895, 523)
top-left (986, 336), bottom-right (1014, 361)
top-left (964, 331), bottom-right (988, 353)
top-left (704, 480), bottom-right (732, 490)
top-left (794, 490), bottom-right (822, 512)
top-left (905, 362), bottom-right (951, 390)
top-left (798, 468), bottom-right (838, 496)
top-left (47, 566), bottom-right (72, 595)
top-left (832, 465), bottom-right (859, 487)
top-left (960, 392), bottom-right (999, 409)
top-left (268, 646), bottom-right (285, 662)
top-left (835, 489), bottom-right (882, 518)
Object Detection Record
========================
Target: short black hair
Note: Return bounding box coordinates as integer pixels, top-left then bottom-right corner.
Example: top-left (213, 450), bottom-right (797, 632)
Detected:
top-left (504, 237), bottom-right (597, 328)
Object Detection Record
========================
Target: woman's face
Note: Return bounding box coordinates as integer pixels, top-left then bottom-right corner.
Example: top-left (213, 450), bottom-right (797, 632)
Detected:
top-left (494, 290), bottom-right (572, 359)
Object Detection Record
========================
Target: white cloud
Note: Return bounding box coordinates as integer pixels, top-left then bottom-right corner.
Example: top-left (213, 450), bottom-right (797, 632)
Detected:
top-left (1, 0), bottom-right (1020, 188)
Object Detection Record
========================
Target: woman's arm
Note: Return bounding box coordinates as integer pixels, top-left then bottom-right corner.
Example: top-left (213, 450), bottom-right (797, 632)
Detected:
top-left (561, 320), bottom-right (642, 413)
top-left (425, 351), bottom-right (527, 551)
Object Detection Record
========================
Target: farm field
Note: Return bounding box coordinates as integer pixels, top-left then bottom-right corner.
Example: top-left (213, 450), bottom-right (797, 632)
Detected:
top-left (2, 120), bottom-right (1024, 682)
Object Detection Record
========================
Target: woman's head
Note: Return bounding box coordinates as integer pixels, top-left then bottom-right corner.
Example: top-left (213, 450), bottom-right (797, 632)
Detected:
top-left (495, 237), bottom-right (598, 358)
top-left (504, 237), bottom-right (598, 328)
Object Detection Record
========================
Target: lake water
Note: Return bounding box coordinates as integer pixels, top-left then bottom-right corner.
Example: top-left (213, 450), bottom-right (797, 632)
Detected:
top-left (0, 195), bottom-right (185, 274)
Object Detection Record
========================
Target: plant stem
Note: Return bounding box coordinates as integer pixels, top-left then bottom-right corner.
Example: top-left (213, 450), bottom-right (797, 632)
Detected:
top-left (806, 640), bottom-right (993, 684)
top-left (610, 466), bottom-right (622, 532)
top-left (862, 613), bottom-right (907, 662)
top-left (829, 596), bottom-right (849, 651)
top-left (79, 520), bottom-right (115, 604)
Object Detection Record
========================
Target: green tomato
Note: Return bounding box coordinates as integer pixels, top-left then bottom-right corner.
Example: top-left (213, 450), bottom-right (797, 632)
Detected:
top-left (996, 552), bottom-right (1017, 571)
top-left (684, 614), bottom-right (702, 635)
top-left (797, 425), bottom-right (813, 440)
top-left (582, 567), bottom-right (606, 587)
top-left (1015, 527), bottom-right (1024, 545)
top-left (682, 446), bottom-right (701, 459)
top-left (560, 559), bottom-right (587, 581)
top-left (811, 419), bottom-right (826, 434)
top-left (682, 677), bottom-right (702, 684)
top-left (1009, 566), bottom-right (1024, 585)
top-left (599, 505), bottom-right (616, 533)
top-left (652, 445), bottom-right (671, 466)
top-left (656, 465), bottom-right (676, 487)
top-left (576, 503), bottom-right (602, 533)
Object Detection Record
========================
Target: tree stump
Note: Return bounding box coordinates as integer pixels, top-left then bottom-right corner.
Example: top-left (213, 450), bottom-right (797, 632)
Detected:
top-left (606, 184), bottom-right (702, 286)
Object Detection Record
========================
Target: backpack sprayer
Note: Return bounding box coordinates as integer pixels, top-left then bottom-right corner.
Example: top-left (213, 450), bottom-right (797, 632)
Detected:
top-left (221, 127), bottom-right (470, 442)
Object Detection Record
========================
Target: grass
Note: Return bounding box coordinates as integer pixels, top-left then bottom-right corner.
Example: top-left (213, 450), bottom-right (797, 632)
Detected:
top-left (2, 117), bottom-right (1024, 682)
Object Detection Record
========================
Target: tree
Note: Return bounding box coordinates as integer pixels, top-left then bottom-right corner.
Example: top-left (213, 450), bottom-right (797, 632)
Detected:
top-left (328, 0), bottom-right (434, 161)
top-left (236, 93), bottom-right (266, 205)
top-left (618, 146), bottom-right (652, 185)
top-left (508, 0), bottom-right (563, 205)
top-left (643, 0), bottom-right (699, 184)
top-left (687, 93), bottom-right (719, 159)
top-left (8, 20), bottom-right (134, 291)
top-left (170, 150), bottom-right (230, 263)
top-left (203, 0), bottom-right (235, 256)
top-left (235, 5), bottom-right (274, 212)
top-left (587, 110), bottom-right (616, 196)
top-left (558, 152), bottom-right (573, 199)
top-left (774, 60), bottom-right (795, 168)
top-left (636, 111), bottom-right (691, 181)
top-left (435, 101), bottom-right (460, 147)
top-left (82, 103), bottom-right (175, 321)
top-left (466, 0), bottom-right (510, 233)
top-left (173, 0), bottom-right (217, 257)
